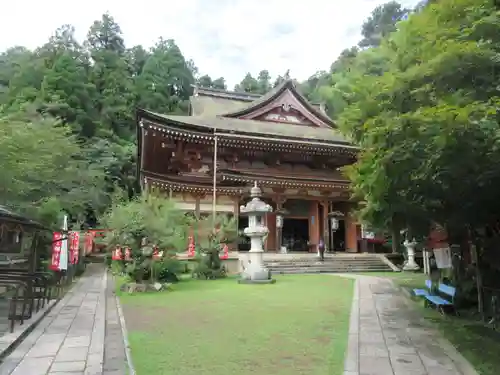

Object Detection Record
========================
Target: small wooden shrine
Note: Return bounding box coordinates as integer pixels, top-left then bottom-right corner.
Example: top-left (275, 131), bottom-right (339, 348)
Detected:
top-left (136, 80), bottom-right (361, 252)
top-left (0, 206), bottom-right (48, 271)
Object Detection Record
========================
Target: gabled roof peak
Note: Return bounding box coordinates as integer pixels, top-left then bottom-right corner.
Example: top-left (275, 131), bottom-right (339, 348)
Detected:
top-left (221, 79), bottom-right (335, 128)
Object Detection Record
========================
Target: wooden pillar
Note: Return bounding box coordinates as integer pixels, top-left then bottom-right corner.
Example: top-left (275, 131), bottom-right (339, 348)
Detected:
top-left (309, 201), bottom-right (320, 252)
top-left (321, 200), bottom-right (328, 249)
top-left (275, 197), bottom-right (285, 253)
top-left (266, 212), bottom-right (276, 251)
top-left (233, 197), bottom-right (240, 252)
top-left (345, 213), bottom-right (359, 253)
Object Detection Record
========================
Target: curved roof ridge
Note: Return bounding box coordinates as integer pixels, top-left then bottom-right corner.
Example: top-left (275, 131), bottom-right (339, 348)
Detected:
top-left (193, 85), bottom-right (262, 102)
top-left (220, 79), bottom-right (336, 127)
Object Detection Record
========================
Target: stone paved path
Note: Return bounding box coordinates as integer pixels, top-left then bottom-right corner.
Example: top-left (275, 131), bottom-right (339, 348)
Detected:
top-left (0, 263), bottom-right (128, 375)
top-left (344, 275), bottom-right (479, 375)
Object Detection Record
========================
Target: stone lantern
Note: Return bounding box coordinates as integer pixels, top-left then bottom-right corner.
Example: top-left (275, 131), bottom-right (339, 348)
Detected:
top-left (238, 182), bottom-right (276, 284)
top-left (403, 238), bottom-right (420, 271)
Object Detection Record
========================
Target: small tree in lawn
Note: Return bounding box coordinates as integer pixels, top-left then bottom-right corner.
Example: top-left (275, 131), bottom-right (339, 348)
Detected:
top-left (193, 214), bottom-right (237, 279)
top-left (101, 192), bottom-right (191, 283)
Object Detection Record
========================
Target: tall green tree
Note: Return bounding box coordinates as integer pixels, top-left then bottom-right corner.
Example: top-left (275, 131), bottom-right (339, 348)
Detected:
top-left (234, 73), bottom-right (260, 93)
top-left (0, 109), bottom-right (107, 226)
top-left (256, 70), bottom-right (272, 94)
top-left (197, 74), bottom-right (226, 90)
top-left (341, 0), bottom-right (500, 237)
top-left (136, 38), bottom-right (194, 114)
top-left (86, 13), bottom-right (134, 140)
top-left (358, 1), bottom-right (409, 48)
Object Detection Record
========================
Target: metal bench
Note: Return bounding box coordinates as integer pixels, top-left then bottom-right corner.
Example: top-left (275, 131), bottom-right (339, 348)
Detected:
top-left (413, 279), bottom-right (432, 297)
top-left (424, 283), bottom-right (457, 315)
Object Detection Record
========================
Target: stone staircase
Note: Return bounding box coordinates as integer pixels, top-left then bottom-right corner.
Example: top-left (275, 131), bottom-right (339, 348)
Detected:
top-left (264, 254), bottom-right (395, 274)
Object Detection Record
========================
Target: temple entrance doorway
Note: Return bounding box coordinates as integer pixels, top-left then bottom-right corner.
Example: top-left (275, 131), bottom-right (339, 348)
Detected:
top-left (282, 218), bottom-right (309, 252)
top-left (330, 219), bottom-right (346, 251)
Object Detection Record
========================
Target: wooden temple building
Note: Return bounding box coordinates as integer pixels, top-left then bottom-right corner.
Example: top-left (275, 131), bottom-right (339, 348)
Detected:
top-left (136, 80), bottom-right (362, 252)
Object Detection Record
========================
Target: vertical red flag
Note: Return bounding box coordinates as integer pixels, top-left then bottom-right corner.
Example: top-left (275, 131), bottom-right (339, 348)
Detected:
top-left (152, 246), bottom-right (161, 260)
top-left (112, 246), bottom-right (122, 260)
top-left (50, 232), bottom-right (62, 271)
top-left (124, 247), bottom-right (132, 261)
top-left (187, 236), bottom-right (195, 258)
top-left (84, 231), bottom-right (95, 255)
top-left (220, 244), bottom-right (229, 260)
top-left (69, 231), bottom-right (80, 265)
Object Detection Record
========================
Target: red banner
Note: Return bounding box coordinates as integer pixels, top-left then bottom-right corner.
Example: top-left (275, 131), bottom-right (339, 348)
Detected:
top-left (124, 247), bottom-right (132, 261)
top-left (84, 231), bottom-right (95, 254)
top-left (112, 246), bottom-right (122, 260)
top-left (50, 232), bottom-right (62, 271)
top-left (187, 236), bottom-right (195, 258)
top-left (152, 246), bottom-right (163, 260)
top-left (220, 244), bottom-right (229, 260)
top-left (69, 232), bottom-right (80, 265)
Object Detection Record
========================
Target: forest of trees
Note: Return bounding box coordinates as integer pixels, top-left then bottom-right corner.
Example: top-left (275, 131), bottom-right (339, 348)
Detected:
top-left (2, 0), bottom-right (498, 251)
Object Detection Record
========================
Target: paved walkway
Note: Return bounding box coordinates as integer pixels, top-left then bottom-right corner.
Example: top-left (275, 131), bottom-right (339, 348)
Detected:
top-left (0, 264), bottom-right (128, 375)
top-left (0, 266), bottom-right (482, 375)
top-left (344, 275), bottom-right (479, 375)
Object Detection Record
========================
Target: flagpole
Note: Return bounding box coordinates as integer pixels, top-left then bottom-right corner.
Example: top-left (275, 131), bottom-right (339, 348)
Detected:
top-left (59, 214), bottom-right (69, 271)
top-left (212, 131), bottom-right (218, 226)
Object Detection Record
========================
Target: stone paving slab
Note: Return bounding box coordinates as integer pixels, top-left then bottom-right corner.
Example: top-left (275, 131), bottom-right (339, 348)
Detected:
top-left (103, 273), bottom-right (127, 375)
top-left (0, 264), bottom-right (107, 375)
top-left (342, 275), bottom-right (479, 375)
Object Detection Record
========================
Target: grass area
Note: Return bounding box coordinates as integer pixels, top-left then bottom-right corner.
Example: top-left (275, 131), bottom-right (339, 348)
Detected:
top-left (118, 275), bottom-right (354, 375)
top-left (361, 271), bottom-right (500, 375)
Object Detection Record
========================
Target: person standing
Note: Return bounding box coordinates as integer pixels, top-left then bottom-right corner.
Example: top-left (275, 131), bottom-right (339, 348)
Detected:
top-left (318, 238), bottom-right (325, 261)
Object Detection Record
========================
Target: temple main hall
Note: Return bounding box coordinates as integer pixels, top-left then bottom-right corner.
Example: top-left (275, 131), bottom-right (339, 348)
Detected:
top-left (136, 80), bottom-right (362, 252)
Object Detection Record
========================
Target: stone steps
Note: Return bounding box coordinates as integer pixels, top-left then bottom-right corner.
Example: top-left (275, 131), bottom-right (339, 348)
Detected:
top-left (264, 255), bottom-right (394, 274)
top-left (270, 267), bottom-right (392, 274)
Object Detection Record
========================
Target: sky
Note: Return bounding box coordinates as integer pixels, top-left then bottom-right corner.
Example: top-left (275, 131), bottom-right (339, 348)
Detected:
top-left (3, 0), bottom-right (420, 87)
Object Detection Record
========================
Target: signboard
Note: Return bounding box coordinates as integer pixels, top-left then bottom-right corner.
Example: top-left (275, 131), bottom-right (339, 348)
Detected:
top-left (361, 225), bottom-right (375, 240)
top-left (433, 247), bottom-right (452, 269)
top-left (50, 232), bottom-right (63, 271)
top-left (69, 231), bottom-right (80, 265)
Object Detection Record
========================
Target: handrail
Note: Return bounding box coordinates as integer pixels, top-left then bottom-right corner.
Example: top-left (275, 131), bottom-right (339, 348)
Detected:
top-left (0, 280), bottom-right (28, 332)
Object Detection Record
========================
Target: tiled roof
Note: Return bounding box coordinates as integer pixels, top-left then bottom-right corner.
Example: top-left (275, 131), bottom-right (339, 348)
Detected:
top-left (139, 109), bottom-right (353, 145)
top-left (0, 206), bottom-right (48, 230)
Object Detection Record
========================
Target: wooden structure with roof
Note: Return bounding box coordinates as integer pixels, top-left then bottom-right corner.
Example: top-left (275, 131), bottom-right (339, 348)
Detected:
top-left (136, 80), bottom-right (361, 252)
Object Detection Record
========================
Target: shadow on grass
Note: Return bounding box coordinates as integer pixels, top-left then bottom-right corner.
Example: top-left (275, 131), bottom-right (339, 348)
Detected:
top-left (422, 311), bottom-right (500, 375)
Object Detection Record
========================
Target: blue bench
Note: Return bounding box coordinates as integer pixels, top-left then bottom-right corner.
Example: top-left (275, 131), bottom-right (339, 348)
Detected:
top-left (425, 283), bottom-right (457, 315)
top-left (413, 280), bottom-right (457, 315)
top-left (413, 279), bottom-right (432, 297)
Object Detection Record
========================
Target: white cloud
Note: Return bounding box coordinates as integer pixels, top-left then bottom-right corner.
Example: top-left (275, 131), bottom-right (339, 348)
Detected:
top-left (2, 0), bottom-right (420, 87)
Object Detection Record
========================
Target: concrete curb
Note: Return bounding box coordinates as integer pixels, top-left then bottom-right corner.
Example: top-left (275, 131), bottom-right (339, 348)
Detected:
top-left (115, 284), bottom-right (136, 375)
top-left (343, 278), bottom-right (359, 375)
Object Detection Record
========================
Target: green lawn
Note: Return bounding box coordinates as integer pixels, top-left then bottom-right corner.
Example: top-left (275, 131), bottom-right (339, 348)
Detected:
top-left (363, 271), bottom-right (500, 375)
top-left (118, 275), bottom-right (354, 375)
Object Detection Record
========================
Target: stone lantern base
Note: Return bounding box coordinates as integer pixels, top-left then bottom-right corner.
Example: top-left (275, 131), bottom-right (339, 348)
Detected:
top-left (238, 278), bottom-right (277, 285)
top-left (238, 258), bottom-right (276, 284)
